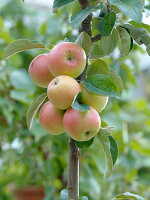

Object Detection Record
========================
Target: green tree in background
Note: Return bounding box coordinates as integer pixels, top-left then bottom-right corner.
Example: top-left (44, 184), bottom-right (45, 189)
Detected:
top-left (0, 0), bottom-right (150, 199)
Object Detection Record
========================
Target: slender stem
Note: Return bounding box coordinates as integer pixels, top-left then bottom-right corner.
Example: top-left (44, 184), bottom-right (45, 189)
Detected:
top-left (78, 0), bottom-right (92, 36)
top-left (68, 138), bottom-right (80, 200)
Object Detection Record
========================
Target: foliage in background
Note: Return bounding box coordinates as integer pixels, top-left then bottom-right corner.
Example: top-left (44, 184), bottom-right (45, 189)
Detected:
top-left (0, 0), bottom-right (150, 199)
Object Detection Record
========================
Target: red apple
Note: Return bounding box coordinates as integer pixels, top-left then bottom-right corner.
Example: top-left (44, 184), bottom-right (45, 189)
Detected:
top-left (48, 42), bottom-right (86, 78)
top-left (63, 107), bottom-right (101, 141)
top-left (39, 101), bottom-right (65, 135)
top-left (28, 54), bottom-right (54, 88)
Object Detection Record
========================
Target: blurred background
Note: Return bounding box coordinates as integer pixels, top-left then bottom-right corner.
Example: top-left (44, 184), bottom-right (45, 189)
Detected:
top-left (0, 0), bottom-right (150, 199)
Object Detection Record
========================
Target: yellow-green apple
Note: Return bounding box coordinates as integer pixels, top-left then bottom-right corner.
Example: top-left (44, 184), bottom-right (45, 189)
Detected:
top-left (81, 84), bottom-right (108, 112)
top-left (39, 101), bottom-right (65, 135)
top-left (63, 107), bottom-right (101, 141)
top-left (48, 42), bottom-right (86, 78)
top-left (28, 54), bottom-right (54, 88)
top-left (47, 75), bottom-right (81, 110)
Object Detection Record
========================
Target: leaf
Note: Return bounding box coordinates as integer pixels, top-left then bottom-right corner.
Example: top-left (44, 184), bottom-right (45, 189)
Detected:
top-left (146, 44), bottom-right (150, 56)
top-left (75, 31), bottom-right (92, 55)
top-left (141, 34), bottom-right (150, 56)
top-left (53, 0), bottom-right (75, 11)
top-left (87, 59), bottom-right (109, 77)
top-left (109, 0), bottom-right (143, 23)
top-left (60, 189), bottom-right (68, 200)
top-left (1, 39), bottom-right (46, 61)
top-left (26, 93), bottom-right (47, 130)
top-left (108, 136), bottom-right (118, 165)
top-left (82, 74), bottom-right (120, 98)
top-left (76, 137), bottom-right (94, 149)
top-left (90, 29), bottom-right (119, 58)
top-left (10, 69), bottom-right (35, 93)
top-left (98, 12), bottom-right (116, 36)
top-left (109, 69), bottom-right (123, 91)
top-left (101, 120), bottom-right (109, 128)
top-left (129, 21), bottom-right (150, 33)
top-left (71, 92), bottom-right (90, 112)
top-left (101, 126), bottom-right (115, 134)
top-left (122, 24), bottom-right (150, 56)
top-left (97, 130), bottom-right (113, 177)
top-left (70, 4), bottom-right (103, 27)
top-left (113, 192), bottom-right (145, 200)
top-left (117, 27), bottom-right (132, 57)
top-left (145, 5), bottom-right (150, 11)
top-left (10, 90), bottom-right (30, 104)
top-left (141, 33), bottom-right (150, 47)
top-left (122, 24), bottom-right (147, 44)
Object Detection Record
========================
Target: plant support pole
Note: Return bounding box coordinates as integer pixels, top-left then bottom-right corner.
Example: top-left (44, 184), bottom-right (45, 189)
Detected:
top-left (68, 1), bottom-right (92, 199)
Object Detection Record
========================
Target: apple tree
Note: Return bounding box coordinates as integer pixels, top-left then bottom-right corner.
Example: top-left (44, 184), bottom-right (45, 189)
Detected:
top-left (1, 0), bottom-right (150, 199)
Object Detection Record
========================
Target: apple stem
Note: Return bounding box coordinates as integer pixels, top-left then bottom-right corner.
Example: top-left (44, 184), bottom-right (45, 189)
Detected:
top-left (68, 138), bottom-right (80, 200)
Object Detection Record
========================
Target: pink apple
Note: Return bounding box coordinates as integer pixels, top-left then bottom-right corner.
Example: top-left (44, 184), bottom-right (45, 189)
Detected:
top-left (48, 42), bottom-right (86, 78)
top-left (28, 54), bottom-right (54, 88)
top-left (39, 101), bottom-right (65, 135)
top-left (47, 75), bottom-right (81, 110)
top-left (63, 107), bottom-right (101, 141)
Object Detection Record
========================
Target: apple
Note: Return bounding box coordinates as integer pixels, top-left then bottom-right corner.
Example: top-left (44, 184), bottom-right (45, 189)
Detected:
top-left (81, 84), bottom-right (108, 112)
top-left (48, 42), bottom-right (86, 78)
top-left (39, 101), bottom-right (65, 135)
top-left (28, 54), bottom-right (54, 88)
top-left (47, 75), bottom-right (81, 110)
top-left (63, 107), bottom-right (101, 141)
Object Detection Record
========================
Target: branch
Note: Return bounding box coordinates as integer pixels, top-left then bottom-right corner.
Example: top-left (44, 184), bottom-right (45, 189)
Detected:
top-left (91, 34), bottom-right (102, 42)
top-left (78, 0), bottom-right (92, 36)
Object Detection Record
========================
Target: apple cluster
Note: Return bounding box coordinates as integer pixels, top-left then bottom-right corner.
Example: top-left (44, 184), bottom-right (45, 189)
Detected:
top-left (28, 42), bottom-right (108, 141)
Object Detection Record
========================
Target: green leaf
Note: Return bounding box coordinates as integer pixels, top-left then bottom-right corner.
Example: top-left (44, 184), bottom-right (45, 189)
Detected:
top-left (101, 120), bottom-right (109, 128)
top-left (76, 137), bottom-right (94, 149)
top-left (98, 130), bottom-right (113, 177)
top-left (90, 29), bottom-right (119, 58)
top-left (87, 59), bottom-right (109, 77)
top-left (122, 24), bottom-right (150, 56)
top-left (141, 34), bottom-right (150, 55)
top-left (10, 90), bottom-right (30, 104)
top-left (129, 21), bottom-right (150, 33)
top-left (108, 136), bottom-right (118, 165)
top-left (71, 92), bottom-right (90, 112)
top-left (146, 44), bottom-right (150, 56)
top-left (113, 192), bottom-right (145, 200)
top-left (70, 4), bottom-right (103, 27)
top-left (122, 24), bottom-right (147, 45)
top-left (60, 189), bottom-right (68, 200)
top-left (53, 0), bottom-right (75, 11)
top-left (26, 93), bottom-right (47, 130)
top-left (141, 34), bottom-right (150, 47)
top-left (109, 69), bottom-right (123, 91)
top-left (109, 0), bottom-right (143, 23)
top-left (101, 126), bottom-right (115, 134)
top-left (75, 31), bottom-right (92, 55)
top-left (117, 27), bottom-right (132, 57)
top-left (82, 74), bottom-right (120, 98)
top-left (98, 12), bottom-right (116, 36)
top-left (1, 39), bottom-right (46, 61)
top-left (10, 70), bottom-right (35, 93)
top-left (145, 5), bottom-right (150, 11)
